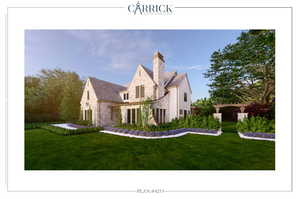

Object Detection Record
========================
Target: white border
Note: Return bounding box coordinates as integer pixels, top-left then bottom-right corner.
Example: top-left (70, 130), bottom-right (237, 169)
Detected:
top-left (101, 130), bottom-right (222, 139)
top-left (238, 132), bottom-right (275, 142)
top-left (7, 6), bottom-right (291, 192)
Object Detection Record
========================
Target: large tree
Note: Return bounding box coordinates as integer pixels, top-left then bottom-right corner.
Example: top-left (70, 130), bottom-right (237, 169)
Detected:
top-left (25, 69), bottom-right (84, 122)
top-left (204, 30), bottom-right (275, 104)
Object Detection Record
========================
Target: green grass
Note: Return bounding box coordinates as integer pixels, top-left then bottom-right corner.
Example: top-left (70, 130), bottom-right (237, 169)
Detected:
top-left (25, 122), bottom-right (275, 170)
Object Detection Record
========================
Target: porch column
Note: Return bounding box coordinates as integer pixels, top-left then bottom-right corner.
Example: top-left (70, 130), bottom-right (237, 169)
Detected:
top-left (213, 106), bottom-right (222, 122)
top-left (238, 106), bottom-right (248, 121)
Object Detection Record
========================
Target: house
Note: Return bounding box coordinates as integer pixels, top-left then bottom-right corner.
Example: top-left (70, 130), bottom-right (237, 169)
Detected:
top-left (80, 52), bottom-right (192, 126)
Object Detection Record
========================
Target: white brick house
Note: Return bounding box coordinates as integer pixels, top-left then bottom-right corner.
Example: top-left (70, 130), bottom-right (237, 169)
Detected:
top-left (80, 52), bottom-right (192, 126)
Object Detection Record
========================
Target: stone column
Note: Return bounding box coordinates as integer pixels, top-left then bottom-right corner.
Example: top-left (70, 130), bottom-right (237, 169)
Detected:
top-left (213, 113), bottom-right (222, 122)
top-left (237, 113), bottom-right (248, 121)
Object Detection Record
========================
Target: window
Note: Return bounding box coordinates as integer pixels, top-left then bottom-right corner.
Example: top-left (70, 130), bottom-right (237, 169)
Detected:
top-left (184, 92), bottom-right (187, 102)
top-left (159, 109), bottom-right (162, 124)
top-left (156, 108), bottom-right (159, 123)
top-left (127, 109), bottom-right (131, 124)
top-left (87, 91), bottom-right (89, 100)
top-left (123, 93), bottom-right (129, 100)
top-left (179, 109), bottom-right (183, 115)
top-left (163, 109), bottom-right (166, 123)
top-left (132, 109), bottom-right (136, 124)
top-left (141, 85), bottom-right (145, 97)
top-left (136, 86), bottom-right (140, 98)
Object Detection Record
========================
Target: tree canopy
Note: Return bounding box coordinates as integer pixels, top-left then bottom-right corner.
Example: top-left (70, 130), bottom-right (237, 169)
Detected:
top-left (25, 69), bottom-right (84, 122)
top-left (204, 30), bottom-right (275, 104)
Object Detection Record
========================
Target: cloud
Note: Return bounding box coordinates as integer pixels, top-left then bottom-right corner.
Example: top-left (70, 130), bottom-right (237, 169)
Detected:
top-left (64, 30), bottom-right (168, 70)
top-left (170, 65), bottom-right (209, 71)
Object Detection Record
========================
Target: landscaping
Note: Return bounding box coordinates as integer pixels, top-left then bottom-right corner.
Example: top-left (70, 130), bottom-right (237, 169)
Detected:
top-left (25, 121), bottom-right (275, 170)
top-left (236, 117), bottom-right (275, 141)
top-left (115, 115), bottom-right (221, 132)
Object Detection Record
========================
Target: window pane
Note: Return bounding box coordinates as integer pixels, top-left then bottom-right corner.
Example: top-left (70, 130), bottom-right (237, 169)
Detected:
top-left (141, 85), bottom-right (145, 97)
top-left (136, 86), bottom-right (139, 98)
top-left (132, 109), bottom-right (136, 124)
top-left (127, 109), bottom-right (131, 124)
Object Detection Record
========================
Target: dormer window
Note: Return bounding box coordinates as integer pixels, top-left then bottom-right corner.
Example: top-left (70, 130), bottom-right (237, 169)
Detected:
top-left (123, 93), bottom-right (129, 100)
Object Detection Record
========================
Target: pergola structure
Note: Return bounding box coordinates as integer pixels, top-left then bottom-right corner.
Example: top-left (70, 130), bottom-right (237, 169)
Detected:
top-left (213, 103), bottom-right (250, 122)
top-left (213, 104), bottom-right (249, 113)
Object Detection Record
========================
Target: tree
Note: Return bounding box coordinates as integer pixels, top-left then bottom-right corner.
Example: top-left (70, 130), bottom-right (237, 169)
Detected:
top-left (59, 72), bottom-right (83, 121)
top-left (204, 30), bottom-right (275, 104)
top-left (25, 68), bottom-right (84, 122)
top-left (192, 98), bottom-right (215, 116)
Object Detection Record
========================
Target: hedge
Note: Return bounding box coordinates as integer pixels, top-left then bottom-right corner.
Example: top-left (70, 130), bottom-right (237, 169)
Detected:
top-left (40, 125), bottom-right (102, 136)
top-left (116, 115), bottom-right (221, 132)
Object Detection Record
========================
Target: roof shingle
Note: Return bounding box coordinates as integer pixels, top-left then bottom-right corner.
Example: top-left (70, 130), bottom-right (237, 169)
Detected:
top-left (89, 77), bottom-right (126, 102)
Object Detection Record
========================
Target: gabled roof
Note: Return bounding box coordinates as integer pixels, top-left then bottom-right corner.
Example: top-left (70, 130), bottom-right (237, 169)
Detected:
top-left (166, 73), bottom-right (192, 93)
top-left (140, 65), bottom-right (153, 79)
top-left (88, 77), bottom-right (126, 102)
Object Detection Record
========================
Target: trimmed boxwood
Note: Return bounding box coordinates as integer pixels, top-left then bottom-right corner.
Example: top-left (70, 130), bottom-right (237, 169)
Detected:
top-left (41, 125), bottom-right (102, 136)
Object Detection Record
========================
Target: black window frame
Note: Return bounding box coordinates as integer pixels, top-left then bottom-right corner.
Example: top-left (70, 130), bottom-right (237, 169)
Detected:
top-left (184, 92), bottom-right (187, 102)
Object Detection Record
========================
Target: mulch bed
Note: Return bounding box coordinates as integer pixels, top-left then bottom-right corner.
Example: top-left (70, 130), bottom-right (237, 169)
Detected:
top-left (242, 132), bottom-right (275, 139)
top-left (103, 127), bottom-right (218, 137)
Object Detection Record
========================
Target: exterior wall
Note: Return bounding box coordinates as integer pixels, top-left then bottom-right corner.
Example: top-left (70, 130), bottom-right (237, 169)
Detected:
top-left (127, 65), bottom-right (156, 102)
top-left (98, 102), bottom-right (116, 126)
top-left (168, 87), bottom-right (178, 121)
top-left (177, 77), bottom-right (192, 118)
top-left (80, 79), bottom-right (99, 126)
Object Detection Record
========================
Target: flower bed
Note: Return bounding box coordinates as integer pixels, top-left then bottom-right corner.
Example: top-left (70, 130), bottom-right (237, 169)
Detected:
top-left (238, 132), bottom-right (275, 141)
top-left (102, 127), bottom-right (221, 139)
top-left (41, 124), bottom-right (102, 136)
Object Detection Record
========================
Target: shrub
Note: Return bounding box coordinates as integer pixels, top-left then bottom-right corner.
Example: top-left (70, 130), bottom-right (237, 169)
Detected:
top-left (115, 115), bottom-right (221, 131)
top-left (25, 122), bottom-right (63, 130)
top-left (40, 125), bottom-right (102, 136)
top-left (72, 120), bottom-right (92, 126)
top-left (236, 116), bottom-right (275, 133)
top-left (191, 98), bottom-right (215, 116)
top-left (245, 103), bottom-right (275, 119)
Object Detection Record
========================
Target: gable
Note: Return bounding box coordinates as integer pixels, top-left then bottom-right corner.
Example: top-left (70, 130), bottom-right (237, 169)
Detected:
top-left (166, 73), bottom-right (192, 93)
top-left (127, 65), bottom-right (156, 91)
top-left (80, 78), bottom-right (98, 105)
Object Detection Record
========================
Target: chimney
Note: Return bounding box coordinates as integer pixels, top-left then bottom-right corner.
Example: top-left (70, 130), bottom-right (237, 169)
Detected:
top-left (153, 51), bottom-right (165, 98)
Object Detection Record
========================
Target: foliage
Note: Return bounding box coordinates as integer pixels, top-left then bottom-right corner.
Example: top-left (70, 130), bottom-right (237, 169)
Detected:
top-left (40, 125), bottom-right (102, 136)
top-left (204, 30), bottom-right (275, 104)
top-left (245, 102), bottom-right (275, 119)
top-left (116, 115), bottom-right (221, 131)
top-left (25, 69), bottom-right (84, 123)
top-left (139, 97), bottom-right (153, 127)
top-left (59, 73), bottom-right (83, 121)
top-left (25, 126), bottom-right (275, 170)
top-left (236, 116), bottom-right (275, 133)
top-left (192, 97), bottom-right (215, 116)
top-left (72, 120), bottom-right (92, 126)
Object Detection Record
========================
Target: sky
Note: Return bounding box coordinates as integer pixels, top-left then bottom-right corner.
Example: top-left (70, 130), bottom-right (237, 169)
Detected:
top-left (25, 30), bottom-right (244, 102)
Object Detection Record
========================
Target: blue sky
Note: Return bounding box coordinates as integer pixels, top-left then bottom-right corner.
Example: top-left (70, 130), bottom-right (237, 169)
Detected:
top-left (25, 30), bottom-right (244, 102)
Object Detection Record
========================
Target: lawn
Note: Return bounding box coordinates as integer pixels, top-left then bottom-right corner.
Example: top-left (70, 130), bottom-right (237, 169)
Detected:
top-left (25, 122), bottom-right (275, 170)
